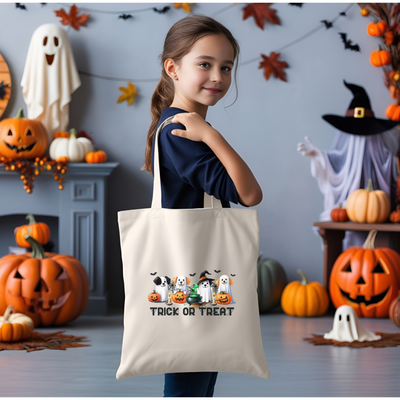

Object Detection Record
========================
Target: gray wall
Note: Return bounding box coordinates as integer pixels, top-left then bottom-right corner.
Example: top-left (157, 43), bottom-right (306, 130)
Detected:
top-left (0, 3), bottom-right (395, 308)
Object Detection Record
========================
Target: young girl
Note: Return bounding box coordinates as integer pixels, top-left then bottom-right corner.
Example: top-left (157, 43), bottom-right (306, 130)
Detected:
top-left (141, 14), bottom-right (262, 397)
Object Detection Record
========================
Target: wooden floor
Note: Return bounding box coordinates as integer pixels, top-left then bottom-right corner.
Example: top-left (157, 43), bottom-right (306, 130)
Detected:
top-left (1, 307), bottom-right (399, 397)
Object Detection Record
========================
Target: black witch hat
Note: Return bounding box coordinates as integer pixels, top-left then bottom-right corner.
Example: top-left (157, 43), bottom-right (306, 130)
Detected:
top-left (198, 270), bottom-right (215, 284)
top-left (322, 80), bottom-right (399, 135)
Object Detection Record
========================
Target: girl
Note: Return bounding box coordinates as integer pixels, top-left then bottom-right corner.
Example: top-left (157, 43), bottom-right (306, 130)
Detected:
top-left (141, 14), bottom-right (262, 397)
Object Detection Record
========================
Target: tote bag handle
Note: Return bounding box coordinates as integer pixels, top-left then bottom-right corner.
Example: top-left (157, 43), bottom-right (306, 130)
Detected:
top-left (151, 115), bottom-right (222, 209)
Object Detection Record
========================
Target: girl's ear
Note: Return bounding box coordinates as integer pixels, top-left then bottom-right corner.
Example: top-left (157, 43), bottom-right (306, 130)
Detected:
top-left (164, 58), bottom-right (178, 80)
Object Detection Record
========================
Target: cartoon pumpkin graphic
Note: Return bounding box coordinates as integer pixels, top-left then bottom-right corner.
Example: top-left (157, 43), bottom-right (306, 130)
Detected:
top-left (148, 290), bottom-right (161, 303)
top-left (329, 230), bottom-right (400, 317)
top-left (216, 291), bottom-right (232, 305)
top-left (172, 290), bottom-right (187, 304)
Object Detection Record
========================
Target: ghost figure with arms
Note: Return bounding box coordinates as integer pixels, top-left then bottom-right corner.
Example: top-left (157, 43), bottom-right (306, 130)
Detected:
top-left (197, 270), bottom-right (214, 304)
top-left (21, 23), bottom-right (81, 143)
top-left (173, 275), bottom-right (190, 295)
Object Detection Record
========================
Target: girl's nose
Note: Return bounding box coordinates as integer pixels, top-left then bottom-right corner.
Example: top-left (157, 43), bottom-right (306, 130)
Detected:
top-left (211, 69), bottom-right (222, 82)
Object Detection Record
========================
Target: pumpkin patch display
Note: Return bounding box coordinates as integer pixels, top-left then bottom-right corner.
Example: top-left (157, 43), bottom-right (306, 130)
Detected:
top-left (281, 269), bottom-right (329, 317)
top-left (0, 305), bottom-right (34, 342)
top-left (0, 234), bottom-right (89, 327)
top-left (0, 108), bottom-right (48, 159)
top-left (216, 291), bottom-right (232, 305)
top-left (172, 290), bottom-right (187, 304)
top-left (14, 214), bottom-right (51, 248)
top-left (389, 291), bottom-right (400, 327)
top-left (329, 230), bottom-right (400, 318)
top-left (346, 179), bottom-right (390, 223)
top-left (148, 290), bottom-right (161, 303)
top-left (330, 203), bottom-right (349, 222)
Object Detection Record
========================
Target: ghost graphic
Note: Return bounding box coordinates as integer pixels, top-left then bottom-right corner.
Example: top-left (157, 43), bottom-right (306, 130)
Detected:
top-left (324, 305), bottom-right (382, 342)
top-left (21, 23), bottom-right (81, 142)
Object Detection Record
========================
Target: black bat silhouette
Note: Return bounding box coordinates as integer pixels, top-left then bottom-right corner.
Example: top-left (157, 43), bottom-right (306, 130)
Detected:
top-left (214, 270), bottom-right (221, 273)
top-left (189, 273), bottom-right (196, 276)
top-left (339, 33), bottom-right (361, 52)
top-left (230, 274), bottom-right (236, 277)
top-left (119, 14), bottom-right (133, 20)
top-left (289, 3), bottom-right (303, 7)
top-left (340, 12), bottom-right (346, 16)
top-left (150, 272), bottom-right (157, 276)
top-left (153, 6), bottom-right (170, 13)
top-left (16, 3), bottom-right (26, 10)
top-left (321, 20), bottom-right (333, 29)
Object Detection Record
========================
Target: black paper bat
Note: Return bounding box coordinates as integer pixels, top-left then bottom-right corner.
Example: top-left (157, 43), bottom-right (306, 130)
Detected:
top-left (230, 274), bottom-right (236, 277)
top-left (150, 272), bottom-right (157, 276)
top-left (214, 270), bottom-right (221, 273)
top-left (153, 6), bottom-right (170, 13)
top-left (16, 3), bottom-right (26, 10)
top-left (119, 14), bottom-right (133, 20)
top-left (339, 33), bottom-right (361, 52)
top-left (189, 273), bottom-right (196, 276)
top-left (321, 20), bottom-right (333, 29)
top-left (289, 3), bottom-right (303, 7)
top-left (340, 11), bottom-right (346, 16)
top-left (0, 81), bottom-right (10, 101)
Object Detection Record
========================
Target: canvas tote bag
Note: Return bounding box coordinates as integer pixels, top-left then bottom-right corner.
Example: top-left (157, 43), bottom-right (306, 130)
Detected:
top-left (116, 115), bottom-right (270, 380)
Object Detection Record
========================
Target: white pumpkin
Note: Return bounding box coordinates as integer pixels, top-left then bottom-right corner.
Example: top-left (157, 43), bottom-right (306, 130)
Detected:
top-left (49, 128), bottom-right (93, 162)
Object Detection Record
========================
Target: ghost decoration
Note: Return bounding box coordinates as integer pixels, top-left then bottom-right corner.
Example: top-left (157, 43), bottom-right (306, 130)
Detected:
top-left (324, 305), bottom-right (382, 342)
top-left (21, 23), bottom-right (81, 143)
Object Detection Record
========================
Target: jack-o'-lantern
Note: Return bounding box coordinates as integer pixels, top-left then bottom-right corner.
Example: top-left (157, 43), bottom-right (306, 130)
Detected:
top-left (216, 291), bottom-right (232, 305)
top-left (0, 234), bottom-right (89, 327)
top-left (0, 108), bottom-right (48, 159)
top-left (329, 230), bottom-right (400, 318)
top-left (172, 290), bottom-right (187, 304)
top-left (148, 290), bottom-right (161, 303)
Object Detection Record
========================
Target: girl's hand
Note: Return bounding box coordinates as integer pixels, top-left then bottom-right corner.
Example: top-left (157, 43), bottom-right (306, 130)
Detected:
top-left (170, 112), bottom-right (212, 142)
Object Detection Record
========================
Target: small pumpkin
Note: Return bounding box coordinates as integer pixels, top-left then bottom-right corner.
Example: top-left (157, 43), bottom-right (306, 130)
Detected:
top-left (281, 269), bottom-right (329, 317)
top-left (0, 108), bottom-right (48, 159)
top-left (14, 214), bottom-right (51, 248)
top-left (172, 290), bottom-right (187, 304)
top-left (370, 45), bottom-right (392, 67)
top-left (346, 179), bottom-right (390, 223)
top-left (390, 205), bottom-right (400, 223)
top-left (0, 305), bottom-right (34, 342)
top-left (384, 30), bottom-right (395, 46)
top-left (148, 290), bottom-right (161, 303)
top-left (389, 290), bottom-right (400, 327)
top-left (386, 103), bottom-right (400, 121)
top-left (367, 20), bottom-right (388, 37)
top-left (389, 85), bottom-right (400, 101)
top-left (360, 7), bottom-right (370, 17)
top-left (330, 203), bottom-right (349, 222)
top-left (216, 291), bottom-right (232, 305)
top-left (85, 149), bottom-right (107, 164)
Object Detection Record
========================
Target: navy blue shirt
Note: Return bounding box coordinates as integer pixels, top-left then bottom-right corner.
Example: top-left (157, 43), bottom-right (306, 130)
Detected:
top-left (151, 107), bottom-right (239, 209)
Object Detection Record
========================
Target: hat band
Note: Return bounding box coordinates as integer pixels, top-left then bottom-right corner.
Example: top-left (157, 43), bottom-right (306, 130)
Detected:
top-left (345, 107), bottom-right (375, 118)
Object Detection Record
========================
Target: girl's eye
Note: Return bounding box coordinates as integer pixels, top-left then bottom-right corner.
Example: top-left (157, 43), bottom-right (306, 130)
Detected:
top-left (222, 66), bottom-right (231, 71)
top-left (199, 63), bottom-right (231, 71)
top-left (199, 62), bottom-right (210, 68)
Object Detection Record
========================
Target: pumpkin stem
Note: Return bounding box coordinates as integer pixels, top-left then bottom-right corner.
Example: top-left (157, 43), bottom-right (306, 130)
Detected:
top-left (3, 305), bottom-right (14, 321)
top-left (16, 108), bottom-right (25, 119)
top-left (363, 230), bottom-right (378, 249)
top-left (297, 269), bottom-right (308, 285)
top-left (378, 44), bottom-right (382, 51)
top-left (339, 203), bottom-right (342, 209)
top-left (69, 128), bottom-right (77, 138)
top-left (25, 233), bottom-right (47, 259)
top-left (366, 178), bottom-right (374, 192)
top-left (25, 213), bottom-right (37, 225)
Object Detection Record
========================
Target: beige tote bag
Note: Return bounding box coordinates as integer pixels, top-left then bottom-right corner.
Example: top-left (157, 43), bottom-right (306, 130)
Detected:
top-left (116, 115), bottom-right (270, 380)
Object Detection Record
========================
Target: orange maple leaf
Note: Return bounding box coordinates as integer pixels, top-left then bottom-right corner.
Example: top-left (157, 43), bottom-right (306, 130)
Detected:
top-left (259, 52), bottom-right (289, 82)
top-left (54, 4), bottom-right (90, 31)
top-left (174, 3), bottom-right (194, 13)
top-left (243, 3), bottom-right (280, 30)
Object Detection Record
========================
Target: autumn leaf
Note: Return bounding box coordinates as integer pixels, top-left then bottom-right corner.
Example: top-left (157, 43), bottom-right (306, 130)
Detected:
top-left (259, 52), bottom-right (289, 82)
top-left (54, 4), bottom-right (90, 31)
top-left (243, 3), bottom-right (280, 30)
top-left (117, 82), bottom-right (137, 105)
top-left (174, 3), bottom-right (194, 13)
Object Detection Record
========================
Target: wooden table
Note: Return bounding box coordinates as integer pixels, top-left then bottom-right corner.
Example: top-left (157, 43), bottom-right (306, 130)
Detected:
top-left (313, 221), bottom-right (400, 290)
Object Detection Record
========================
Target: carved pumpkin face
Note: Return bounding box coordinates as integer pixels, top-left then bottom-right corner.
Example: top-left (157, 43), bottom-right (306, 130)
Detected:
top-left (0, 108), bottom-right (48, 159)
top-left (329, 230), bottom-right (400, 317)
top-left (148, 291), bottom-right (161, 303)
top-left (216, 291), bottom-right (231, 305)
top-left (172, 291), bottom-right (187, 304)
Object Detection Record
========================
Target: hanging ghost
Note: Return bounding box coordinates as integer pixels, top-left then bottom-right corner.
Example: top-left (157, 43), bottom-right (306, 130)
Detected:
top-left (21, 23), bottom-right (81, 143)
top-left (324, 305), bottom-right (382, 342)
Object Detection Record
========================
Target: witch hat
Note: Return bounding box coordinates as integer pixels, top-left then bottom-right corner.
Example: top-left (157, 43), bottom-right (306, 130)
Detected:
top-left (198, 270), bottom-right (215, 283)
top-left (322, 80), bottom-right (399, 135)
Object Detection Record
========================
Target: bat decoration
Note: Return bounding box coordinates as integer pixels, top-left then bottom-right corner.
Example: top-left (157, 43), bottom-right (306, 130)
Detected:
top-left (230, 274), bottom-right (236, 277)
top-left (339, 33), bottom-right (361, 53)
top-left (150, 272), bottom-right (157, 276)
top-left (289, 3), bottom-right (303, 7)
top-left (119, 14), bottom-right (133, 20)
top-left (340, 11), bottom-right (346, 16)
top-left (189, 273), bottom-right (196, 276)
top-left (321, 20), bottom-right (333, 29)
top-left (214, 270), bottom-right (221, 273)
top-left (0, 81), bottom-right (10, 101)
top-left (16, 3), bottom-right (26, 10)
top-left (153, 6), bottom-right (170, 14)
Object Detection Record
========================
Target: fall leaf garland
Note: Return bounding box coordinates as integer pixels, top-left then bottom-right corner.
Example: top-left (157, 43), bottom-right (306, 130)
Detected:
top-left (54, 4), bottom-right (90, 31)
top-left (243, 3), bottom-right (281, 30)
top-left (117, 82), bottom-right (138, 105)
top-left (259, 52), bottom-right (289, 82)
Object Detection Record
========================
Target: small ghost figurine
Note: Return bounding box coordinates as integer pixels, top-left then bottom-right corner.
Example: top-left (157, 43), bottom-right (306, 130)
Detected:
top-left (324, 305), bottom-right (382, 342)
top-left (21, 23), bottom-right (81, 143)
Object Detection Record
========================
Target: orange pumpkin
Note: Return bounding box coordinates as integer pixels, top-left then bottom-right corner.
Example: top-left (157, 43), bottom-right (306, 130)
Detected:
top-left (390, 205), bottom-right (400, 223)
top-left (384, 30), bottom-right (395, 46)
top-left (0, 108), bottom-right (48, 159)
top-left (329, 230), bottom-right (400, 318)
top-left (216, 291), bottom-right (232, 305)
top-left (53, 131), bottom-right (70, 139)
top-left (14, 214), bottom-right (51, 248)
top-left (386, 103), bottom-right (400, 120)
top-left (370, 46), bottom-right (392, 67)
top-left (172, 290), bottom-right (187, 304)
top-left (360, 7), bottom-right (370, 17)
top-left (389, 84), bottom-right (400, 101)
top-left (148, 290), bottom-right (161, 303)
top-left (0, 235), bottom-right (89, 327)
top-left (389, 290), bottom-right (400, 327)
top-left (0, 305), bottom-right (34, 342)
top-left (367, 20), bottom-right (388, 36)
top-left (330, 203), bottom-right (349, 222)
top-left (85, 150), bottom-right (107, 164)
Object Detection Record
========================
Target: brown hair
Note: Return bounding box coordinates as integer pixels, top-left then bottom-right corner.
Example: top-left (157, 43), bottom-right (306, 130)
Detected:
top-left (141, 14), bottom-right (240, 175)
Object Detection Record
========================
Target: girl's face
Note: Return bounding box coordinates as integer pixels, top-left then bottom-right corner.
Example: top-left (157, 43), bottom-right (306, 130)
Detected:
top-left (169, 35), bottom-right (235, 115)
